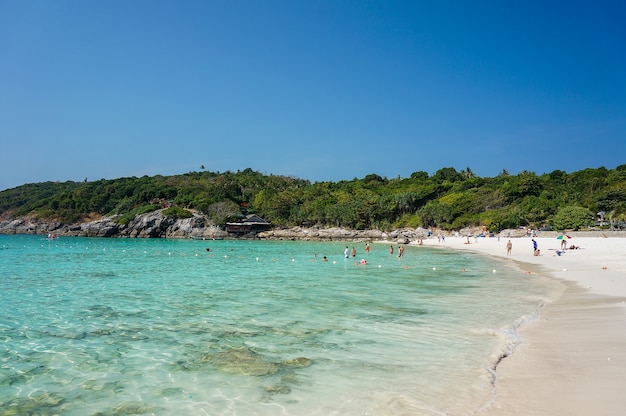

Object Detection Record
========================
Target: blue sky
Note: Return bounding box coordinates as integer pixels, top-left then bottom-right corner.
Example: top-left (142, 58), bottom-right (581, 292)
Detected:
top-left (1, 1), bottom-right (625, 191)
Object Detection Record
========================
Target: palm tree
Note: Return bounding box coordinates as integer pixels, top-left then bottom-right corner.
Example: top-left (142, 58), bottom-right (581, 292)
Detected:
top-left (462, 167), bottom-right (475, 179)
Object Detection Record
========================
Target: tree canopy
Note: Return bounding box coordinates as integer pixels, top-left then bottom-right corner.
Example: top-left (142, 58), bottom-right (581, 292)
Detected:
top-left (2, 165), bottom-right (625, 232)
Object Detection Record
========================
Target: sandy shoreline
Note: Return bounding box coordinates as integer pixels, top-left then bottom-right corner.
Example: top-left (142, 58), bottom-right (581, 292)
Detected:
top-left (413, 235), bottom-right (626, 415)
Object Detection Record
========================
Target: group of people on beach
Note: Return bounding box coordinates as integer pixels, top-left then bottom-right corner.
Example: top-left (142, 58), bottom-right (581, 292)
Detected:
top-left (338, 242), bottom-right (407, 265)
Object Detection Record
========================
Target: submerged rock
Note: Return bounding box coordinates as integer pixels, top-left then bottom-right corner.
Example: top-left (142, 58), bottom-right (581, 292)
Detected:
top-left (0, 392), bottom-right (66, 416)
top-left (201, 348), bottom-right (280, 376)
top-left (106, 401), bottom-right (163, 415)
top-left (281, 357), bottom-right (313, 368)
top-left (264, 384), bottom-right (291, 395)
top-left (201, 348), bottom-right (313, 377)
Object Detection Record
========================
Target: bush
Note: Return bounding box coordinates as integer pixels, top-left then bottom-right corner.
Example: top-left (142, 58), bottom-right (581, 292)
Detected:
top-left (113, 204), bottom-right (159, 225)
top-left (553, 206), bottom-right (594, 230)
top-left (162, 206), bottom-right (193, 219)
top-left (393, 213), bottom-right (421, 229)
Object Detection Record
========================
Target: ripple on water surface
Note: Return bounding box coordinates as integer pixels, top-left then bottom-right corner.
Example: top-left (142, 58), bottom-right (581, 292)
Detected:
top-left (0, 236), bottom-right (559, 415)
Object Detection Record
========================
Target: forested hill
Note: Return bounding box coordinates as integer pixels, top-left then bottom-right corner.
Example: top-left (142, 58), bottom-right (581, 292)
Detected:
top-left (1, 166), bottom-right (625, 232)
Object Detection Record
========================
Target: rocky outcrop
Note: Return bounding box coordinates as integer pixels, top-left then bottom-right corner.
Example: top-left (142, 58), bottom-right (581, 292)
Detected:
top-left (0, 210), bottom-right (228, 239)
top-left (0, 213), bottom-right (436, 242)
top-left (0, 218), bottom-right (64, 235)
top-left (257, 226), bottom-right (431, 242)
top-left (66, 217), bottom-right (120, 238)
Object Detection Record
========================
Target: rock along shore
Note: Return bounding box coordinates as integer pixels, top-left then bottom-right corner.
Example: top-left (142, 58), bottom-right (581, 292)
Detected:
top-left (3, 211), bottom-right (621, 241)
top-left (0, 211), bottom-right (225, 239)
top-left (0, 211), bottom-right (432, 243)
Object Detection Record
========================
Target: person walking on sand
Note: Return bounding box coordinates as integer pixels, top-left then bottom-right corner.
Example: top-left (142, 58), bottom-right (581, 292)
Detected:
top-left (506, 240), bottom-right (512, 256)
top-left (532, 239), bottom-right (538, 255)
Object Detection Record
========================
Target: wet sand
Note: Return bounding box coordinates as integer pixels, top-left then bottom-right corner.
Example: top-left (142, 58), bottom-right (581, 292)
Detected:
top-left (416, 235), bottom-right (626, 415)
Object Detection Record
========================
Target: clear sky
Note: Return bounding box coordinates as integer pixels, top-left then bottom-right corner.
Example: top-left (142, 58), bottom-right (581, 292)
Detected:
top-left (1, 0), bottom-right (625, 191)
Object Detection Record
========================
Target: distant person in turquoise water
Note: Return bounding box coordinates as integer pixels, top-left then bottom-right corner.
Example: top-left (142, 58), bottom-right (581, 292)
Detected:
top-left (344, 246), bottom-right (349, 258)
top-left (1, 235), bottom-right (551, 414)
top-left (350, 247), bottom-right (357, 257)
top-left (365, 243), bottom-right (370, 253)
top-left (389, 245), bottom-right (394, 255)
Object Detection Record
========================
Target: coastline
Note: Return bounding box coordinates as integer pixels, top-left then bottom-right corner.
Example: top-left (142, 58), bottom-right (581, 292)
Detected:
top-left (415, 236), bottom-right (626, 415)
top-left (3, 229), bottom-right (625, 413)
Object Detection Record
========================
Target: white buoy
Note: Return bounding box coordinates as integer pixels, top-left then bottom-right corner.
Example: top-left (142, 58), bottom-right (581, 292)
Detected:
top-left (378, 265), bottom-right (382, 268)
top-left (492, 269), bottom-right (497, 273)
top-left (432, 267), bottom-right (436, 270)
top-left (563, 268), bottom-right (567, 271)
top-left (256, 257), bottom-right (259, 261)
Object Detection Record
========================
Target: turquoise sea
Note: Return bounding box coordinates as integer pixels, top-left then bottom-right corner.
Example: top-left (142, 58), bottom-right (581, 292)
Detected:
top-left (0, 235), bottom-right (559, 415)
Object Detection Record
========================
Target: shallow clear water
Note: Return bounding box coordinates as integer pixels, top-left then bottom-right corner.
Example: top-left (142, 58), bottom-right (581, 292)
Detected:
top-left (0, 235), bottom-right (557, 415)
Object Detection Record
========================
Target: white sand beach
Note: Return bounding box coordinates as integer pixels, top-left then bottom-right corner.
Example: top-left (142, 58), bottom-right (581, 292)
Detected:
top-left (416, 235), bottom-right (626, 415)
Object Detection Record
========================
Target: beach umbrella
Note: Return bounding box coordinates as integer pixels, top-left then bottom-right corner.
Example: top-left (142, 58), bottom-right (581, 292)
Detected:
top-left (556, 235), bottom-right (572, 240)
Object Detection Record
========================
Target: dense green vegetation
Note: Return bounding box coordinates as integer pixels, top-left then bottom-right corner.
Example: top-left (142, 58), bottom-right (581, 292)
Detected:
top-left (1, 166), bottom-right (626, 232)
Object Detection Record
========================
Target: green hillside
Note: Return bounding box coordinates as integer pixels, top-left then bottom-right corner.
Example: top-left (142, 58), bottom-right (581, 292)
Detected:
top-left (2, 166), bottom-right (625, 232)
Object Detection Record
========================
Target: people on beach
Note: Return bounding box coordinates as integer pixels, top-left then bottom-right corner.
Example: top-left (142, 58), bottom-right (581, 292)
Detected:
top-left (398, 245), bottom-right (405, 257)
top-left (506, 240), bottom-right (512, 256)
top-left (532, 239), bottom-right (540, 256)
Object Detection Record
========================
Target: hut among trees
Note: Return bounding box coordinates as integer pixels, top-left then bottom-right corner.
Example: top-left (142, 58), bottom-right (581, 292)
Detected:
top-left (226, 214), bottom-right (271, 235)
